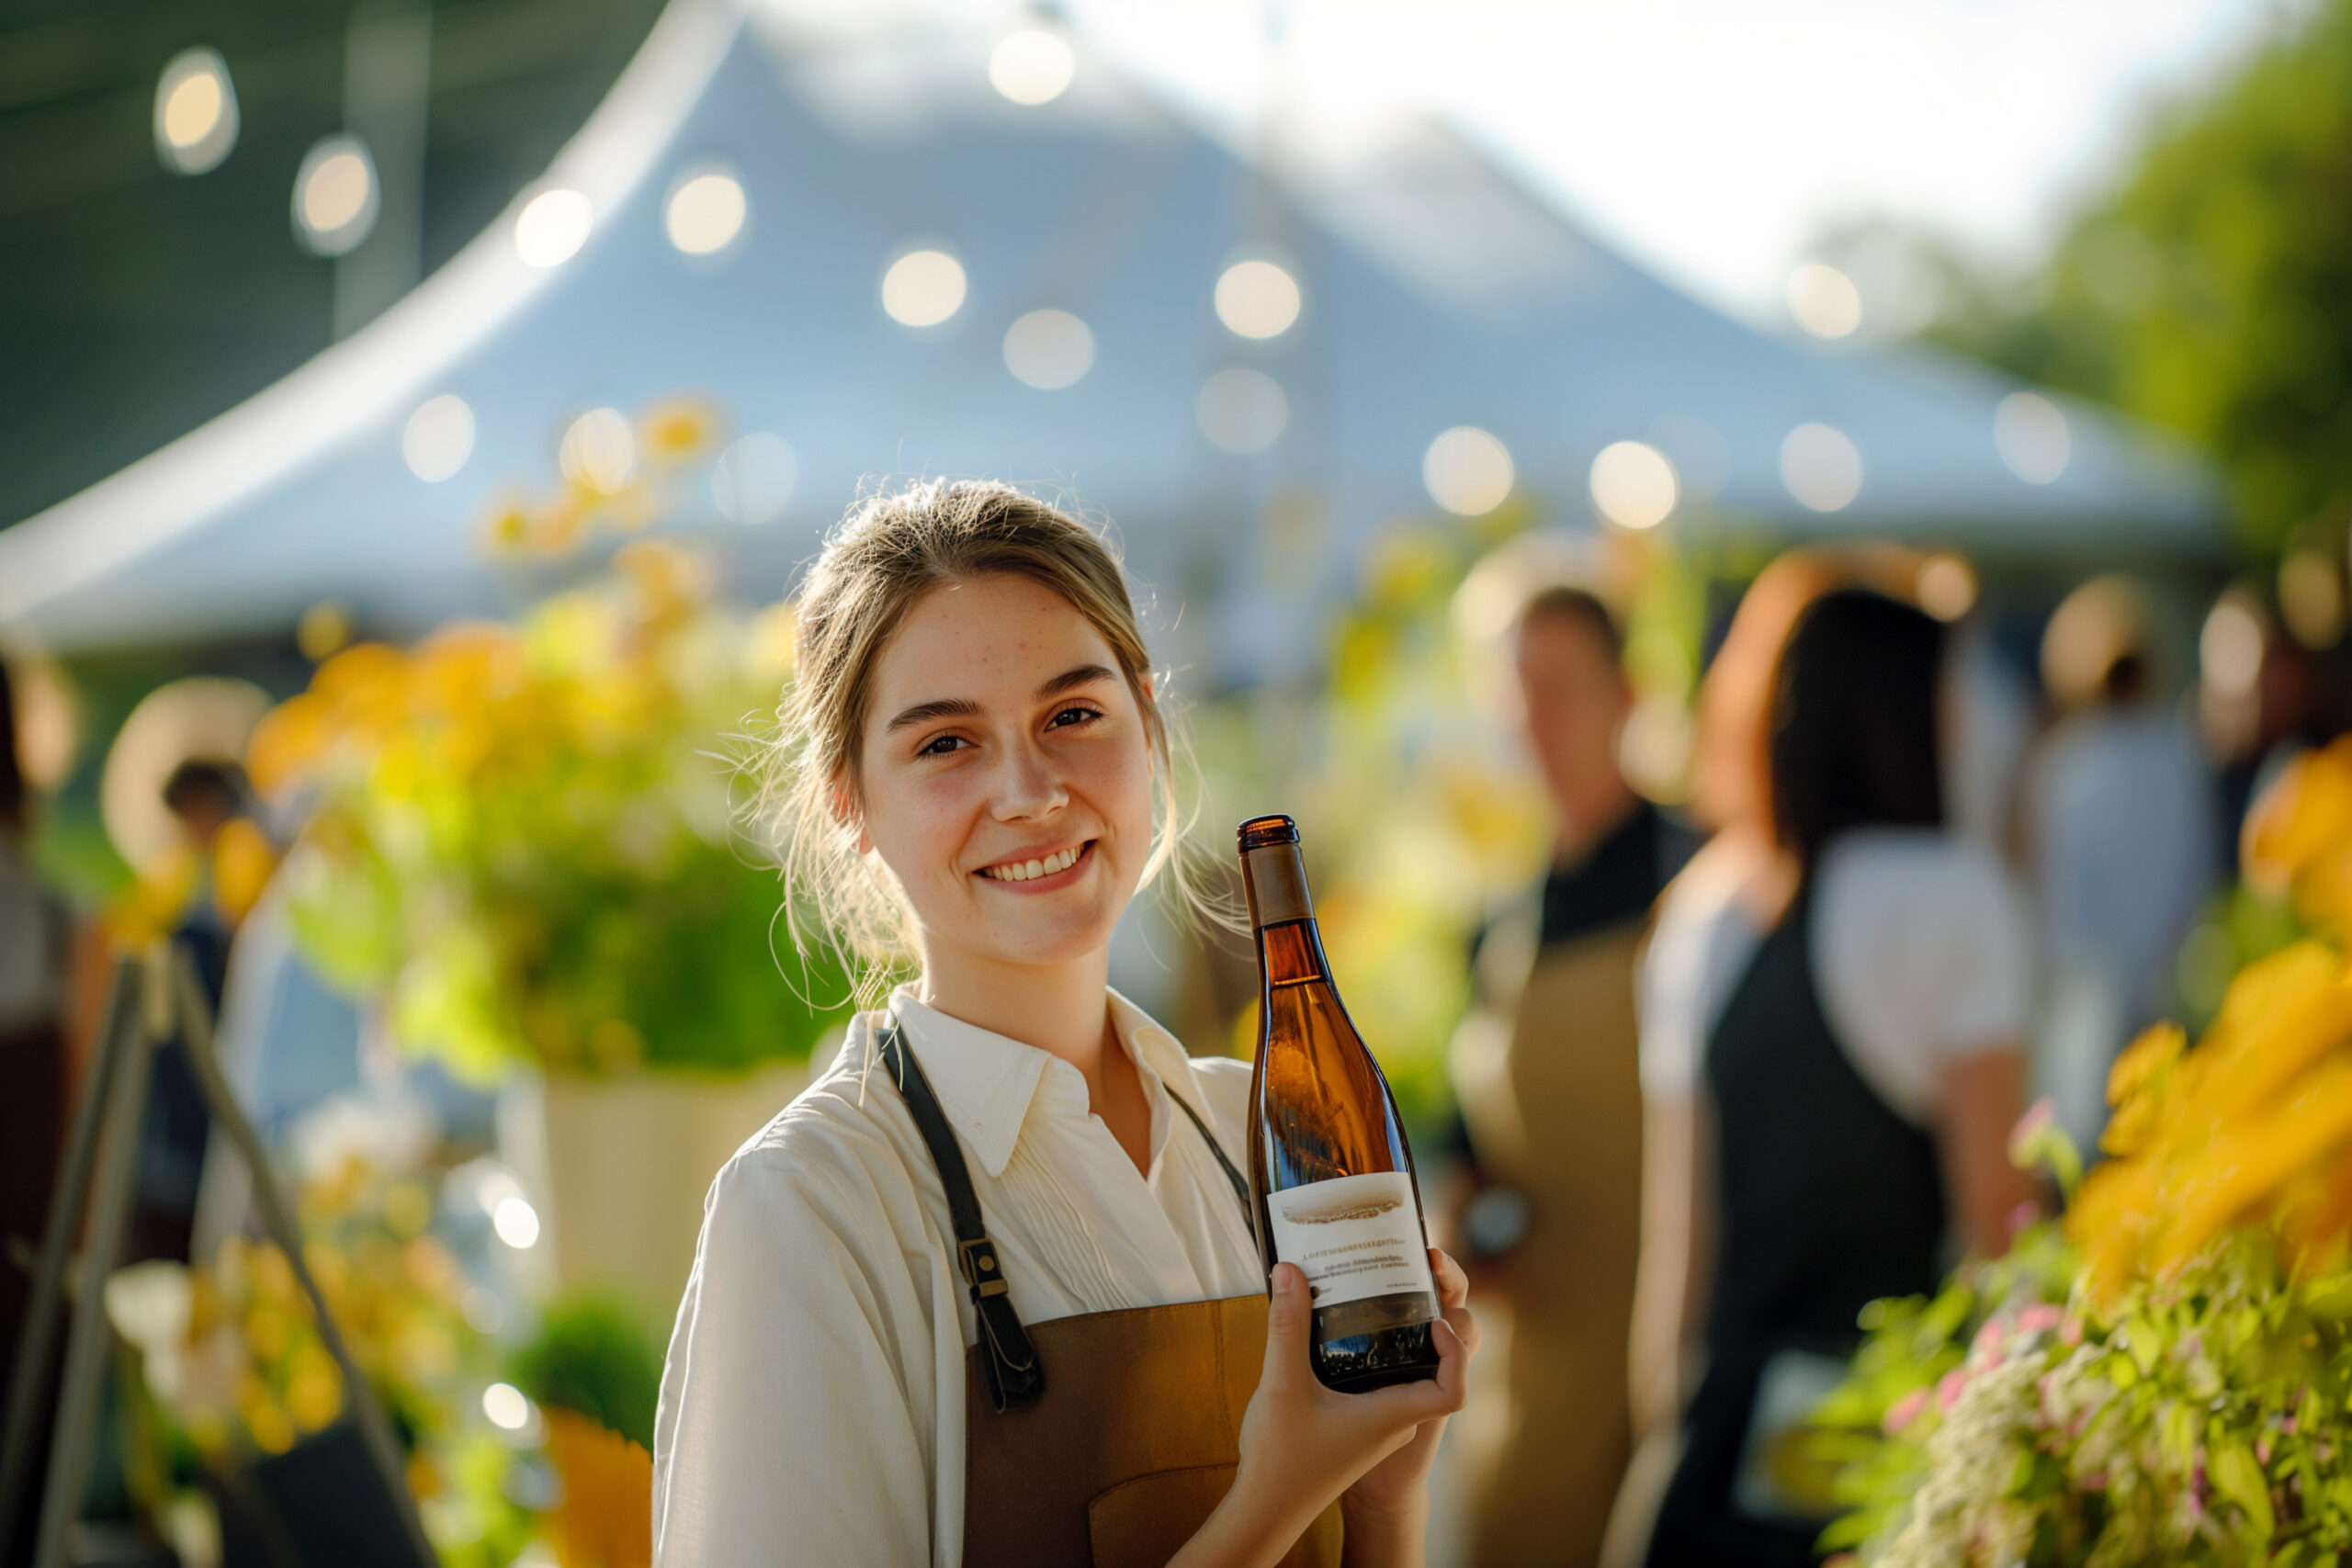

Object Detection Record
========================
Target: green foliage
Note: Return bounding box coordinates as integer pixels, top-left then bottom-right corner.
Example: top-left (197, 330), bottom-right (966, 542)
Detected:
top-left (507, 1292), bottom-right (664, 1454)
top-left (1818, 1225), bottom-right (2352, 1565)
top-left (1825, 0), bottom-right (2352, 553)
top-left (260, 556), bottom-right (850, 1080)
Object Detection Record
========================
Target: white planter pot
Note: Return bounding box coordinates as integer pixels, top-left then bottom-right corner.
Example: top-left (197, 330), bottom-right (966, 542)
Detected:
top-left (498, 1058), bottom-right (809, 1323)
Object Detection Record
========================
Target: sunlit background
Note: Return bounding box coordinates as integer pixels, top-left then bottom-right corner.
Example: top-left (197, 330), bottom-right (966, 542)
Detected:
top-left (5, 0), bottom-right (2350, 1562)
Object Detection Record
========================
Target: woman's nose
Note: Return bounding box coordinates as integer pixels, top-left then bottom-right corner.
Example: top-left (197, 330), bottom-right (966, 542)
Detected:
top-left (990, 736), bottom-right (1069, 819)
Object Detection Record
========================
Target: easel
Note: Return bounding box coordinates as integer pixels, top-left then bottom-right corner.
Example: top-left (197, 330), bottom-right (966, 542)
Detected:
top-left (0, 944), bottom-right (436, 1568)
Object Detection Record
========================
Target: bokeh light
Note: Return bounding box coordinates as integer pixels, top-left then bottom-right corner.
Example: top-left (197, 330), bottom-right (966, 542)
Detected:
top-left (2279, 550), bottom-right (2346, 649)
top-left (1917, 553), bottom-right (1979, 620)
top-left (560, 408), bottom-right (637, 493)
top-left (514, 187), bottom-right (593, 268)
top-left (482, 1382), bottom-right (532, 1429)
top-left (297, 600), bottom-right (352, 662)
top-left (1003, 309), bottom-right (1094, 389)
top-left (2201, 596), bottom-right (2266, 699)
top-left (1994, 391), bottom-right (2072, 484)
top-left (881, 249), bottom-right (967, 327)
top-left (664, 169), bottom-right (746, 255)
top-left (712, 432), bottom-right (797, 524)
top-left (292, 137), bottom-right (379, 256)
top-left (1195, 368), bottom-right (1288, 454)
top-left (989, 30), bottom-right (1075, 105)
top-left (402, 394), bottom-right (474, 483)
top-left (492, 1197), bottom-right (541, 1249)
top-left (1787, 263), bottom-right (1862, 338)
top-left (1423, 426), bottom-right (1515, 516)
top-left (154, 49), bottom-right (237, 175)
top-left (1588, 440), bottom-right (1678, 529)
top-left (1780, 423), bottom-right (1863, 511)
top-left (1215, 260), bottom-right (1302, 339)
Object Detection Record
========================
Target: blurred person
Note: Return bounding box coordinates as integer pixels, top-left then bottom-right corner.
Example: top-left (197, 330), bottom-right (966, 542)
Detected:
top-left (1448, 586), bottom-right (1693, 1568)
top-left (654, 482), bottom-right (1476, 1567)
top-left (1634, 590), bottom-right (2037, 1568)
top-left (2023, 576), bottom-right (2215, 1156)
top-left (0, 660), bottom-right (78, 1450)
top-left (122, 755), bottom-right (258, 1264)
top-left (2201, 587), bottom-right (2346, 859)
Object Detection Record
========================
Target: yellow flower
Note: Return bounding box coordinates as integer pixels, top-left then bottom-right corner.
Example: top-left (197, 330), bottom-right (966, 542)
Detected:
top-left (540, 1408), bottom-right (653, 1568)
top-left (639, 398), bottom-right (719, 463)
top-left (213, 818), bottom-right (277, 925)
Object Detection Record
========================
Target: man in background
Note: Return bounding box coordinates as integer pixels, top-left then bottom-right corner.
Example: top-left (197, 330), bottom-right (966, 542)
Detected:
top-left (1450, 585), bottom-right (1692, 1568)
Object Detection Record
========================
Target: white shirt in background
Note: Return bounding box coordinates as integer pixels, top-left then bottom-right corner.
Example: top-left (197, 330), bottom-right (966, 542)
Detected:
top-left (650, 986), bottom-right (1262, 1568)
top-left (1637, 828), bottom-right (2031, 1126)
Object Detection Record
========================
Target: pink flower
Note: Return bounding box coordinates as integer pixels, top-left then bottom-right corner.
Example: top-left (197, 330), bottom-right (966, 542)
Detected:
top-left (1974, 1317), bottom-right (2007, 1355)
top-left (2282, 1416), bottom-right (2300, 1436)
top-left (1884, 1388), bottom-right (1930, 1435)
top-left (2018, 1304), bottom-right (2063, 1334)
top-left (2062, 1317), bottom-right (2085, 1347)
top-left (1939, 1370), bottom-right (1969, 1413)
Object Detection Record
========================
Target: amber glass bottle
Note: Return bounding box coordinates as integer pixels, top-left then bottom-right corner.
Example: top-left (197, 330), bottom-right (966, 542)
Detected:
top-left (1238, 814), bottom-right (1441, 1392)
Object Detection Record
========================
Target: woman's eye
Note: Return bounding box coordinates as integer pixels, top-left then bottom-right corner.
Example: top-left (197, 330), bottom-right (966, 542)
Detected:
top-left (917, 734), bottom-right (967, 757)
top-left (1047, 705), bottom-right (1104, 730)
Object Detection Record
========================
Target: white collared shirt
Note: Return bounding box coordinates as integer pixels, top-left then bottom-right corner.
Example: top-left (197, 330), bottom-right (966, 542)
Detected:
top-left (650, 986), bottom-right (1263, 1568)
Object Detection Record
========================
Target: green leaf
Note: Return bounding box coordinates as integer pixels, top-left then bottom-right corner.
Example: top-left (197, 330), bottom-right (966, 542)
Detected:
top-left (2211, 1440), bottom-right (2275, 1542)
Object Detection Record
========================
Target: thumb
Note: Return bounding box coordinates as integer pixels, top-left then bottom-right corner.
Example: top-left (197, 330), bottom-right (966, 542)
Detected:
top-left (1261, 1262), bottom-right (1311, 1390)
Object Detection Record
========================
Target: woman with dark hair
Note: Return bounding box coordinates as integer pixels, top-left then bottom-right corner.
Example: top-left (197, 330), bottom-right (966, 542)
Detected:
top-left (1637, 589), bottom-right (2038, 1567)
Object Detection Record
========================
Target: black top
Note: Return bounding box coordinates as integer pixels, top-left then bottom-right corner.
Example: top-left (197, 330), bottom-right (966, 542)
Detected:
top-left (1700, 888), bottom-right (1946, 1351)
top-left (1645, 885), bottom-right (1948, 1565)
top-left (1535, 799), bottom-right (1696, 949)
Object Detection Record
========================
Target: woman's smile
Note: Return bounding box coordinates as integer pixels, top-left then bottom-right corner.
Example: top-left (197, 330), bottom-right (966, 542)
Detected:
top-left (975, 839), bottom-right (1096, 889)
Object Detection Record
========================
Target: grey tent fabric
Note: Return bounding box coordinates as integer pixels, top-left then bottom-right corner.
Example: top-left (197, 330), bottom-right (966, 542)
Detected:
top-left (0, 0), bottom-right (2219, 664)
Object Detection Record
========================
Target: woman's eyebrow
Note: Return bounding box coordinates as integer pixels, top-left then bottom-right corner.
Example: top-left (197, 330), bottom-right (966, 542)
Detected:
top-left (1036, 663), bottom-right (1119, 699)
top-left (884, 696), bottom-right (981, 734)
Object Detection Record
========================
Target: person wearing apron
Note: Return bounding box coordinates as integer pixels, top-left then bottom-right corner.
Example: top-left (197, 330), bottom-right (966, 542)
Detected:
top-left (651, 481), bottom-right (1477, 1568)
top-left (1639, 589), bottom-right (2038, 1567)
top-left (1448, 586), bottom-right (1691, 1568)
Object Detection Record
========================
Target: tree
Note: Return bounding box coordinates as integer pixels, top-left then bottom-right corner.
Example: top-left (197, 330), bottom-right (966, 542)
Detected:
top-left (1826, 0), bottom-right (2352, 556)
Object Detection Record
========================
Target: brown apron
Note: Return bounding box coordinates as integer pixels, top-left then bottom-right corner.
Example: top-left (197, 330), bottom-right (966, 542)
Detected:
top-left (1453, 918), bottom-right (1645, 1568)
top-left (879, 1022), bottom-right (1344, 1568)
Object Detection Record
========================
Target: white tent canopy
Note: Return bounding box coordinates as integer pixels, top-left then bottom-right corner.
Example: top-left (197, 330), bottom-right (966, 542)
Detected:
top-left (0, 0), bottom-right (2220, 662)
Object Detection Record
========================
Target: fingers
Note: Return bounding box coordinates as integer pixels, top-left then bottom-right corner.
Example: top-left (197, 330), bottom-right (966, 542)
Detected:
top-left (1350, 1317), bottom-right (1472, 1427)
top-left (1430, 1248), bottom-right (1470, 1310)
top-left (1442, 1293), bottom-right (1480, 1361)
top-left (1261, 1262), bottom-right (1311, 1391)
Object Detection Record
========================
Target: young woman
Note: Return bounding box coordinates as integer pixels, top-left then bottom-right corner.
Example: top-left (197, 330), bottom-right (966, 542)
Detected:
top-left (651, 481), bottom-right (1476, 1568)
top-left (1634, 588), bottom-right (2039, 1567)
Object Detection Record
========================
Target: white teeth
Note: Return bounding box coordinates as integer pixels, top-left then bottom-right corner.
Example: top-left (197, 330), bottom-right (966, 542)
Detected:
top-left (983, 845), bottom-right (1083, 881)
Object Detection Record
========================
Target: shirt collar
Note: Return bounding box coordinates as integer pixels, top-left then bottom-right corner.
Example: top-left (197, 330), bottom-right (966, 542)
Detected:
top-left (873, 984), bottom-right (1212, 1179)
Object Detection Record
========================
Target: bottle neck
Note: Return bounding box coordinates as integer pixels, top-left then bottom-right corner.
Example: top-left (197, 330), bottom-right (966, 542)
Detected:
top-left (1243, 839), bottom-right (1330, 986)
top-left (1258, 918), bottom-right (1332, 987)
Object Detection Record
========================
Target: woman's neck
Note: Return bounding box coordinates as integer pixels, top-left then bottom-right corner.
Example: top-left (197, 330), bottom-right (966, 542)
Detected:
top-left (916, 945), bottom-right (1119, 1082)
top-left (916, 944), bottom-right (1152, 1173)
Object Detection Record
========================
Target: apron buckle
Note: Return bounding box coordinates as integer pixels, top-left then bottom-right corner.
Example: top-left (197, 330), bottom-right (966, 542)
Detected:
top-left (960, 1237), bottom-right (1011, 1299)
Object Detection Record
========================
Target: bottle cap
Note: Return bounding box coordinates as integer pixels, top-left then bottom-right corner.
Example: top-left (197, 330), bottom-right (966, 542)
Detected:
top-left (1237, 814), bottom-right (1312, 927)
top-left (1237, 814), bottom-right (1299, 852)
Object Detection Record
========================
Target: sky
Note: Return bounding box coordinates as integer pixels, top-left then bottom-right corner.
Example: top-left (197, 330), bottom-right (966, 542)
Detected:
top-left (1062, 0), bottom-right (2310, 328)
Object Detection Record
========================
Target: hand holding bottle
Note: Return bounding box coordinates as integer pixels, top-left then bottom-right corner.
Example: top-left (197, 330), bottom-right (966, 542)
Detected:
top-left (1170, 1259), bottom-right (1473, 1568)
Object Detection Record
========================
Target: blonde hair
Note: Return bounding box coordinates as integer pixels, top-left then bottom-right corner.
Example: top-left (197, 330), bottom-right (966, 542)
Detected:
top-left (752, 479), bottom-right (1209, 999)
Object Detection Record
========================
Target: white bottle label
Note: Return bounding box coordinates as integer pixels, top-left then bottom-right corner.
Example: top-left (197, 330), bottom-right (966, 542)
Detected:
top-left (1265, 1171), bottom-right (1436, 1309)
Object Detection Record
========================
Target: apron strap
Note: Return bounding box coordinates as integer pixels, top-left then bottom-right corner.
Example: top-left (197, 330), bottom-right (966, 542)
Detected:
top-left (879, 1019), bottom-right (1046, 1414)
top-left (1168, 1090), bottom-right (1253, 1223)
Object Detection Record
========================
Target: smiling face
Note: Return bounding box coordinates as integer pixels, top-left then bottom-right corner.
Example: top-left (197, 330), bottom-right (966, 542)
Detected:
top-left (848, 572), bottom-right (1157, 977)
